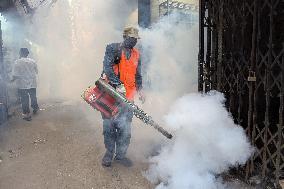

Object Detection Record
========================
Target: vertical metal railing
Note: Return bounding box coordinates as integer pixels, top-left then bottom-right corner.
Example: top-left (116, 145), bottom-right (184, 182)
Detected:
top-left (199, 0), bottom-right (284, 185)
top-left (276, 46), bottom-right (284, 186)
top-left (246, 0), bottom-right (258, 179)
top-left (198, 0), bottom-right (205, 92)
top-left (205, 0), bottom-right (212, 92)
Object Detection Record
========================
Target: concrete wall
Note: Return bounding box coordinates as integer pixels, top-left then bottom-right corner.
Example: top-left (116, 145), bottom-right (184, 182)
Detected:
top-left (150, 0), bottom-right (198, 24)
top-left (0, 21), bottom-right (7, 125)
top-left (0, 79), bottom-right (8, 125)
top-left (138, 0), bottom-right (151, 28)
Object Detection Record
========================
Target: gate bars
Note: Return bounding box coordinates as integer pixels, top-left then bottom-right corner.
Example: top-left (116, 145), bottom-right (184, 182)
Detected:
top-left (199, 0), bottom-right (284, 185)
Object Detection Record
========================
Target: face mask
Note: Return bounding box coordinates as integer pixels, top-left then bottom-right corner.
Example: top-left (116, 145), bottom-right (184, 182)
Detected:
top-left (123, 37), bottom-right (137, 49)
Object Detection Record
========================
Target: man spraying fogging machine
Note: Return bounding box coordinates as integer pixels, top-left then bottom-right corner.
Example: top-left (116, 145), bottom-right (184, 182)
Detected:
top-left (82, 27), bottom-right (172, 168)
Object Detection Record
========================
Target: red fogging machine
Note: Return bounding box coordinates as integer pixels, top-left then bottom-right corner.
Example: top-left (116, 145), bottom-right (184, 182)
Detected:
top-left (82, 78), bottom-right (173, 139)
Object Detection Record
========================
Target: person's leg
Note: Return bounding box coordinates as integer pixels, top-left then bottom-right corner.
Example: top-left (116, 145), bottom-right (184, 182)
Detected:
top-left (28, 88), bottom-right (39, 114)
top-left (18, 89), bottom-right (31, 121)
top-left (102, 118), bottom-right (116, 167)
top-left (115, 108), bottom-right (133, 167)
top-left (116, 121), bottom-right (131, 159)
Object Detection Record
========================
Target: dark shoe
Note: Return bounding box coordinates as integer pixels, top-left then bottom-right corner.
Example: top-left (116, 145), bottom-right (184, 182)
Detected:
top-left (33, 108), bottom-right (39, 115)
top-left (114, 156), bottom-right (133, 167)
top-left (22, 115), bottom-right (32, 121)
top-left (101, 151), bottom-right (113, 167)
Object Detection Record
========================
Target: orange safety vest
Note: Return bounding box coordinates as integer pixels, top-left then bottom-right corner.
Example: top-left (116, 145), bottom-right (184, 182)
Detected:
top-left (113, 48), bottom-right (140, 101)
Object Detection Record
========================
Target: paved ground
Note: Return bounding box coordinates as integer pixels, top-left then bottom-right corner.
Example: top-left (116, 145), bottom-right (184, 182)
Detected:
top-left (0, 100), bottom-right (257, 189)
top-left (0, 101), bottom-right (154, 189)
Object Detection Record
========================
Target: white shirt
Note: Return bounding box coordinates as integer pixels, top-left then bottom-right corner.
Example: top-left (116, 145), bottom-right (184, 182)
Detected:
top-left (12, 57), bottom-right (38, 89)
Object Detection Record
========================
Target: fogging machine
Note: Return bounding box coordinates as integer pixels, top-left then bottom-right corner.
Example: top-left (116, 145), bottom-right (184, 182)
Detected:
top-left (82, 78), bottom-right (173, 139)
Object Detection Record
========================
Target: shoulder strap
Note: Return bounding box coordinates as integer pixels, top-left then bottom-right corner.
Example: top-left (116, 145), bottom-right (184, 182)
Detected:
top-left (101, 43), bottom-right (123, 78)
top-left (114, 43), bottom-right (123, 63)
top-left (114, 43), bottom-right (123, 78)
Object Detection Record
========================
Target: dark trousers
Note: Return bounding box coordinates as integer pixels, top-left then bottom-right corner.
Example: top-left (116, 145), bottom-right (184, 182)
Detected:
top-left (102, 107), bottom-right (133, 159)
top-left (18, 88), bottom-right (39, 114)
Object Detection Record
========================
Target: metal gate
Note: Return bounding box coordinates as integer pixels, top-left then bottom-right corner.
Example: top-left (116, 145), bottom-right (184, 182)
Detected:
top-left (199, 0), bottom-right (284, 185)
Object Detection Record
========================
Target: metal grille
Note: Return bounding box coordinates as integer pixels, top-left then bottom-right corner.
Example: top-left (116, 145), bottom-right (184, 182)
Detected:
top-left (199, 0), bottom-right (284, 185)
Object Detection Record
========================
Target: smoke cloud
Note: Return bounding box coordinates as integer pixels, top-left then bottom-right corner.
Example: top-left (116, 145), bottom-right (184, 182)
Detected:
top-left (2, 1), bottom-right (253, 188)
top-left (145, 92), bottom-right (253, 189)
top-left (139, 14), bottom-right (198, 120)
top-left (139, 14), bottom-right (253, 189)
top-left (26, 0), bottom-right (138, 100)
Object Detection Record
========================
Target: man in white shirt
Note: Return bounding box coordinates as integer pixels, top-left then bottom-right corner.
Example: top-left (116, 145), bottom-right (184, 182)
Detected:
top-left (12, 48), bottom-right (39, 121)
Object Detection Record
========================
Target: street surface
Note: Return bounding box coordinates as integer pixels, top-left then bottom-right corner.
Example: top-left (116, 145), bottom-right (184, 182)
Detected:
top-left (0, 101), bottom-right (153, 189)
top-left (0, 100), bottom-right (256, 189)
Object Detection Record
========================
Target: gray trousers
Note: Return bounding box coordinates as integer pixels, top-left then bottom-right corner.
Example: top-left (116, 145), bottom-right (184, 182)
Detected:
top-left (18, 88), bottom-right (39, 114)
top-left (102, 106), bottom-right (133, 158)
